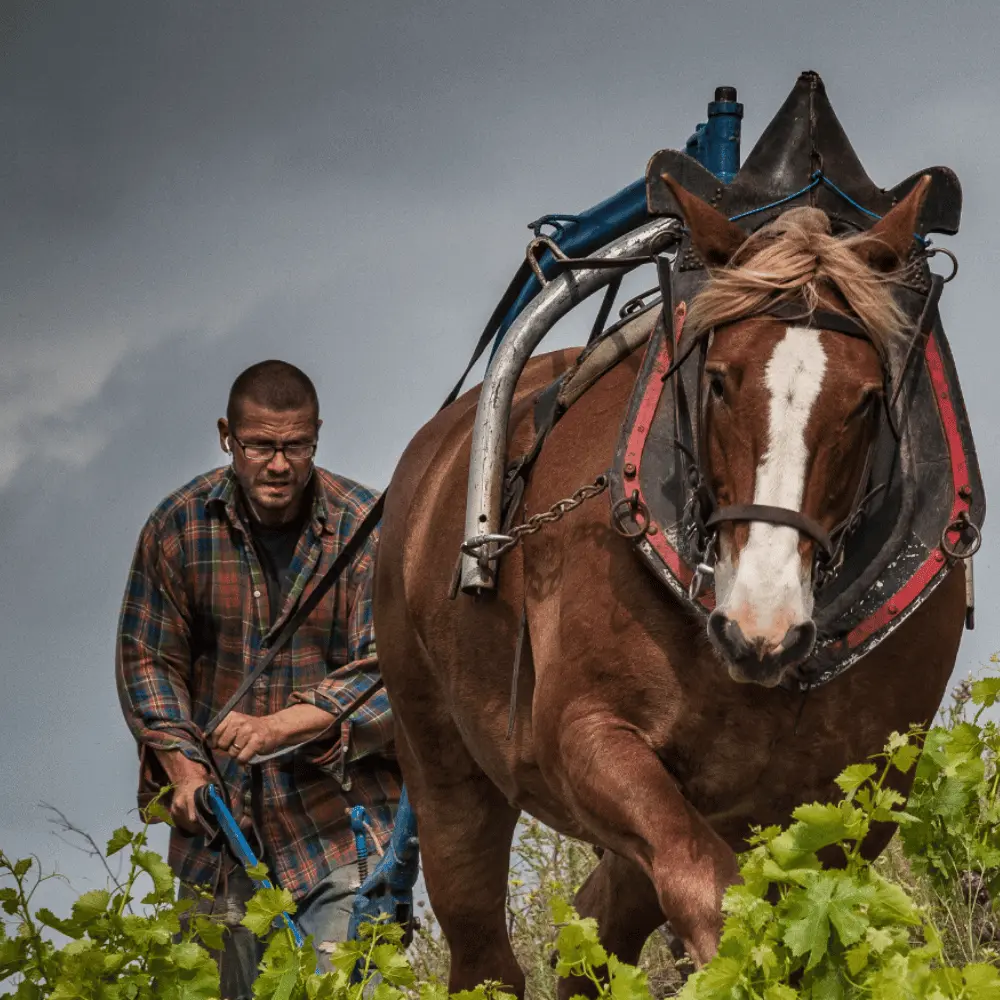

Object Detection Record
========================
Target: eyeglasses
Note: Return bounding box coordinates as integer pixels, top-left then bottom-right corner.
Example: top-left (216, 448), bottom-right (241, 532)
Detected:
top-left (231, 434), bottom-right (317, 462)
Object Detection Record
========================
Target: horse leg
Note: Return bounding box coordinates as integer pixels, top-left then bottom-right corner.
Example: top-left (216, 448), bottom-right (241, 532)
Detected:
top-left (535, 712), bottom-right (740, 967)
top-left (399, 734), bottom-right (525, 996)
top-left (558, 850), bottom-right (669, 1000)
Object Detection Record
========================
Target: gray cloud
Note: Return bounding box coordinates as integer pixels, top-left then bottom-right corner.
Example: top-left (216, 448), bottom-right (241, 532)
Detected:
top-left (2, 0), bottom-right (999, 908)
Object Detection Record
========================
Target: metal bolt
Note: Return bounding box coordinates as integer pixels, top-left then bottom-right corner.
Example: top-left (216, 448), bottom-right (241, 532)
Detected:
top-left (624, 462), bottom-right (637, 478)
top-left (888, 603), bottom-right (898, 616)
top-left (647, 523), bottom-right (658, 535)
top-left (959, 485), bottom-right (972, 500)
top-left (935, 550), bottom-right (945, 562)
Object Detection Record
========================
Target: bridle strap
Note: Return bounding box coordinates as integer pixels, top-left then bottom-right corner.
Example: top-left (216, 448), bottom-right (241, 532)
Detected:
top-left (763, 300), bottom-right (872, 341)
top-left (705, 504), bottom-right (835, 557)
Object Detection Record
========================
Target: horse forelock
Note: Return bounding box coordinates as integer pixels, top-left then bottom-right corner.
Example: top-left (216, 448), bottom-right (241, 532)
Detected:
top-left (684, 209), bottom-right (909, 351)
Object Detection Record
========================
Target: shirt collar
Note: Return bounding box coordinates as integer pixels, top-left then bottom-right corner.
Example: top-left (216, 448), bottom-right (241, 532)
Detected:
top-left (206, 466), bottom-right (330, 531)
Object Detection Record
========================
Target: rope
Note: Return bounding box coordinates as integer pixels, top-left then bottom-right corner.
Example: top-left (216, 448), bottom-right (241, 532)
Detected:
top-left (728, 171), bottom-right (929, 248)
top-left (727, 175), bottom-right (822, 222)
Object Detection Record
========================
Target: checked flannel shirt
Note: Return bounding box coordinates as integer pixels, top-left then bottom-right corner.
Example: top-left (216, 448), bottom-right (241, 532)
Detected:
top-left (115, 465), bottom-right (398, 901)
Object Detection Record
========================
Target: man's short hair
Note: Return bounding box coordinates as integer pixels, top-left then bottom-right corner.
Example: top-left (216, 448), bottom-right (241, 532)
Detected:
top-left (227, 360), bottom-right (319, 430)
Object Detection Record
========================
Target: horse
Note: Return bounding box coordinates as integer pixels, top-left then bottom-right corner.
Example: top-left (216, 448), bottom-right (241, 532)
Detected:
top-left (373, 173), bottom-right (968, 996)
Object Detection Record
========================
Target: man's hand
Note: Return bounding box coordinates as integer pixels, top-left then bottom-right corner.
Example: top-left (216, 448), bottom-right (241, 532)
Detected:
top-left (153, 749), bottom-right (211, 835)
top-left (210, 712), bottom-right (282, 764)
top-left (209, 705), bottom-right (336, 764)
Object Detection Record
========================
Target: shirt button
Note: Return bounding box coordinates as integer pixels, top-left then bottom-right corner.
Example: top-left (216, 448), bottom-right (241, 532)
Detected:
top-left (253, 590), bottom-right (261, 598)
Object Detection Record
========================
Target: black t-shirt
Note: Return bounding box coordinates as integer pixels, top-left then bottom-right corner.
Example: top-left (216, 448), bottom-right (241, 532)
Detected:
top-left (247, 510), bottom-right (308, 622)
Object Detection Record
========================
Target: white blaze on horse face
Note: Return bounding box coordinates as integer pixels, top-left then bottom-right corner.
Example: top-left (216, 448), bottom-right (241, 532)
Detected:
top-left (714, 326), bottom-right (828, 643)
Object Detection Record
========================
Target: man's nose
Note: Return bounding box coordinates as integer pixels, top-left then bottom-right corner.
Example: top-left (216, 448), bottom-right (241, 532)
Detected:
top-left (267, 449), bottom-right (291, 473)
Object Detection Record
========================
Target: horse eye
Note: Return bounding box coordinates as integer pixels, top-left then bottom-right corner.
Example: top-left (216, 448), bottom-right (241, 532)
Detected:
top-left (708, 373), bottom-right (726, 401)
top-left (846, 388), bottom-right (880, 424)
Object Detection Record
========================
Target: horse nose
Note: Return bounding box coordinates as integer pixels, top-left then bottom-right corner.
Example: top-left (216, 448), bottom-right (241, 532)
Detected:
top-left (707, 611), bottom-right (817, 683)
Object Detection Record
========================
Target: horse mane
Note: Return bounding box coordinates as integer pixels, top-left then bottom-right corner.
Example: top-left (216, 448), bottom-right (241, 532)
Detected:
top-left (684, 207), bottom-right (909, 349)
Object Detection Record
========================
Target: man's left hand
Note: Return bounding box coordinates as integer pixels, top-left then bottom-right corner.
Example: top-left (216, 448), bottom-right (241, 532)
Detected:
top-left (210, 712), bottom-right (281, 764)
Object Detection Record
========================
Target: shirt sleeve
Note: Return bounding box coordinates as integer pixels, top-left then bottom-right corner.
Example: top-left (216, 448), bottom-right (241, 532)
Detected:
top-left (288, 523), bottom-right (381, 717)
top-left (115, 514), bottom-right (207, 764)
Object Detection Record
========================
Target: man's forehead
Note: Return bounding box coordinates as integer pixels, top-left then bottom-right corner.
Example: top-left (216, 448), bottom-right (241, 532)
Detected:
top-left (234, 401), bottom-right (317, 437)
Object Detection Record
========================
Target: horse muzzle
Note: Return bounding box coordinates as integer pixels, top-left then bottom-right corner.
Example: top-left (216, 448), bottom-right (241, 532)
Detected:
top-left (707, 610), bottom-right (817, 687)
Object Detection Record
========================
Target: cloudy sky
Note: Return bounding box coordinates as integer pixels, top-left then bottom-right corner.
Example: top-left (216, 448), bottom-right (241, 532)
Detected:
top-left (3, 0), bottom-right (1000, 908)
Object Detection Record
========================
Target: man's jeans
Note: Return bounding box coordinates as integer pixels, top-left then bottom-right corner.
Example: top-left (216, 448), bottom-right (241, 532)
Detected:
top-left (181, 860), bottom-right (360, 1000)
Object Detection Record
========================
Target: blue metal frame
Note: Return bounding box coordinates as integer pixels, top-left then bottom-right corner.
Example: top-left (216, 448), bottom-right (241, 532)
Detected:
top-left (488, 85), bottom-right (743, 359)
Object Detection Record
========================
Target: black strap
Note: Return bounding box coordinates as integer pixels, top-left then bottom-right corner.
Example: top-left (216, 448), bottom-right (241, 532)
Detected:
top-left (203, 495), bottom-right (385, 739)
top-left (443, 260), bottom-right (534, 407)
top-left (706, 503), bottom-right (834, 556)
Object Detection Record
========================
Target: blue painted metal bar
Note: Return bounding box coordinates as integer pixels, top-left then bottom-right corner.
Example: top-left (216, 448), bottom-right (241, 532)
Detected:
top-left (347, 785), bottom-right (419, 942)
top-left (489, 85), bottom-right (743, 359)
top-left (685, 86), bottom-right (743, 184)
top-left (203, 785), bottom-right (308, 949)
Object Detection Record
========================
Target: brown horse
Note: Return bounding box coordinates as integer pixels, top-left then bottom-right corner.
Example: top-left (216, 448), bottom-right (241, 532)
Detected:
top-left (373, 175), bottom-right (967, 995)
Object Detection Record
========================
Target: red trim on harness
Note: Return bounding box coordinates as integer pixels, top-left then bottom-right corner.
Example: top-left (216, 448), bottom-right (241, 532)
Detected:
top-left (845, 330), bottom-right (969, 648)
top-left (624, 303), bottom-right (715, 611)
top-left (624, 315), bottom-right (970, 635)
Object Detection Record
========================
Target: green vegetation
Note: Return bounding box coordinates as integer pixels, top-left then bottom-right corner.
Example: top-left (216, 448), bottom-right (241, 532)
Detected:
top-left (3, 674), bottom-right (999, 998)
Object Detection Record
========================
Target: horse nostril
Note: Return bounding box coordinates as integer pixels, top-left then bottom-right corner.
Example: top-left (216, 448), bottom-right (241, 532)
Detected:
top-left (709, 611), bottom-right (817, 675)
top-left (708, 610), bottom-right (752, 659)
top-left (777, 620), bottom-right (817, 664)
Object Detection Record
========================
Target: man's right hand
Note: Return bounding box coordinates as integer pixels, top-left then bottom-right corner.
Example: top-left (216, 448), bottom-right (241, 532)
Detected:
top-left (168, 776), bottom-right (208, 834)
top-left (153, 749), bottom-right (210, 835)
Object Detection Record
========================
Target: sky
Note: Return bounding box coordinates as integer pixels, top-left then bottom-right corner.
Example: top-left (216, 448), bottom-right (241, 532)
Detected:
top-left (3, 0), bottom-right (1000, 912)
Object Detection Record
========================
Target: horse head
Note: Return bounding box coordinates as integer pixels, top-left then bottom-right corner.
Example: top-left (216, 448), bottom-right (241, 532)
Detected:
top-left (661, 172), bottom-right (931, 687)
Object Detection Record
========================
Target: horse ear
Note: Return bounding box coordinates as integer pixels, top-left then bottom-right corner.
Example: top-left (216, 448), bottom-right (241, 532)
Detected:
top-left (660, 172), bottom-right (746, 267)
top-left (852, 174), bottom-right (932, 273)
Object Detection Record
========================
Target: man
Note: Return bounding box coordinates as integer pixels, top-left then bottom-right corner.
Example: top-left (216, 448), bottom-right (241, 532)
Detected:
top-left (116, 360), bottom-right (397, 998)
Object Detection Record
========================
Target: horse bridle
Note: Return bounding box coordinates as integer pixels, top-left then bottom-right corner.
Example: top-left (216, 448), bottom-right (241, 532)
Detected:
top-left (671, 295), bottom-right (900, 601)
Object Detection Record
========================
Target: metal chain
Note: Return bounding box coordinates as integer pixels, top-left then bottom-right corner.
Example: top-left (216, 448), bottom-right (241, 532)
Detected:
top-left (462, 475), bottom-right (609, 562)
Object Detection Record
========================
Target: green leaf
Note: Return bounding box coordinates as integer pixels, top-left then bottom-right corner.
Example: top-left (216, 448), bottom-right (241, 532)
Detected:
top-left (169, 940), bottom-right (207, 970)
top-left (418, 984), bottom-right (450, 1000)
top-left (972, 677), bottom-right (1000, 708)
top-left (371, 943), bottom-right (415, 987)
top-left (0, 886), bottom-right (19, 915)
top-left (12, 858), bottom-right (32, 878)
top-left (134, 849), bottom-right (176, 901)
top-left (687, 955), bottom-right (743, 998)
top-left (241, 886), bottom-right (296, 937)
top-left (782, 873), bottom-right (871, 970)
top-left (71, 888), bottom-right (112, 925)
top-left (35, 907), bottom-right (83, 940)
top-left (0, 935), bottom-right (28, 976)
top-left (246, 861), bottom-right (270, 882)
top-left (963, 963), bottom-right (1000, 999)
top-left (191, 915), bottom-right (226, 951)
top-left (607, 955), bottom-right (651, 1000)
top-left (845, 941), bottom-right (870, 976)
top-left (141, 799), bottom-right (173, 826)
top-left (889, 743), bottom-right (922, 774)
top-left (550, 897), bottom-right (575, 924)
top-left (106, 827), bottom-right (135, 857)
top-left (834, 763), bottom-right (876, 798)
top-left (763, 986), bottom-right (799, 1000)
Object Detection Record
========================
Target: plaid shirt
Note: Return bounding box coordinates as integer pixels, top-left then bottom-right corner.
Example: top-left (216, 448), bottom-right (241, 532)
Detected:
top-left (116, 465), bottom-right (398, 901)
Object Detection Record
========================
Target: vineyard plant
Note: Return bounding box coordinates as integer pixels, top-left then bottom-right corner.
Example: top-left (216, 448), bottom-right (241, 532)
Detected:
top-left (3, 673), bottom-right (1000, 999)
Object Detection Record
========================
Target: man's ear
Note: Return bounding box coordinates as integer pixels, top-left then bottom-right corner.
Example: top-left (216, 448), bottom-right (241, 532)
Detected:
top-left (217, 417), bottom-right (230, 454)
top-left (660, 172), bottom-right (747, 267)
top-left (851, 174), bottom-right (931, 273)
